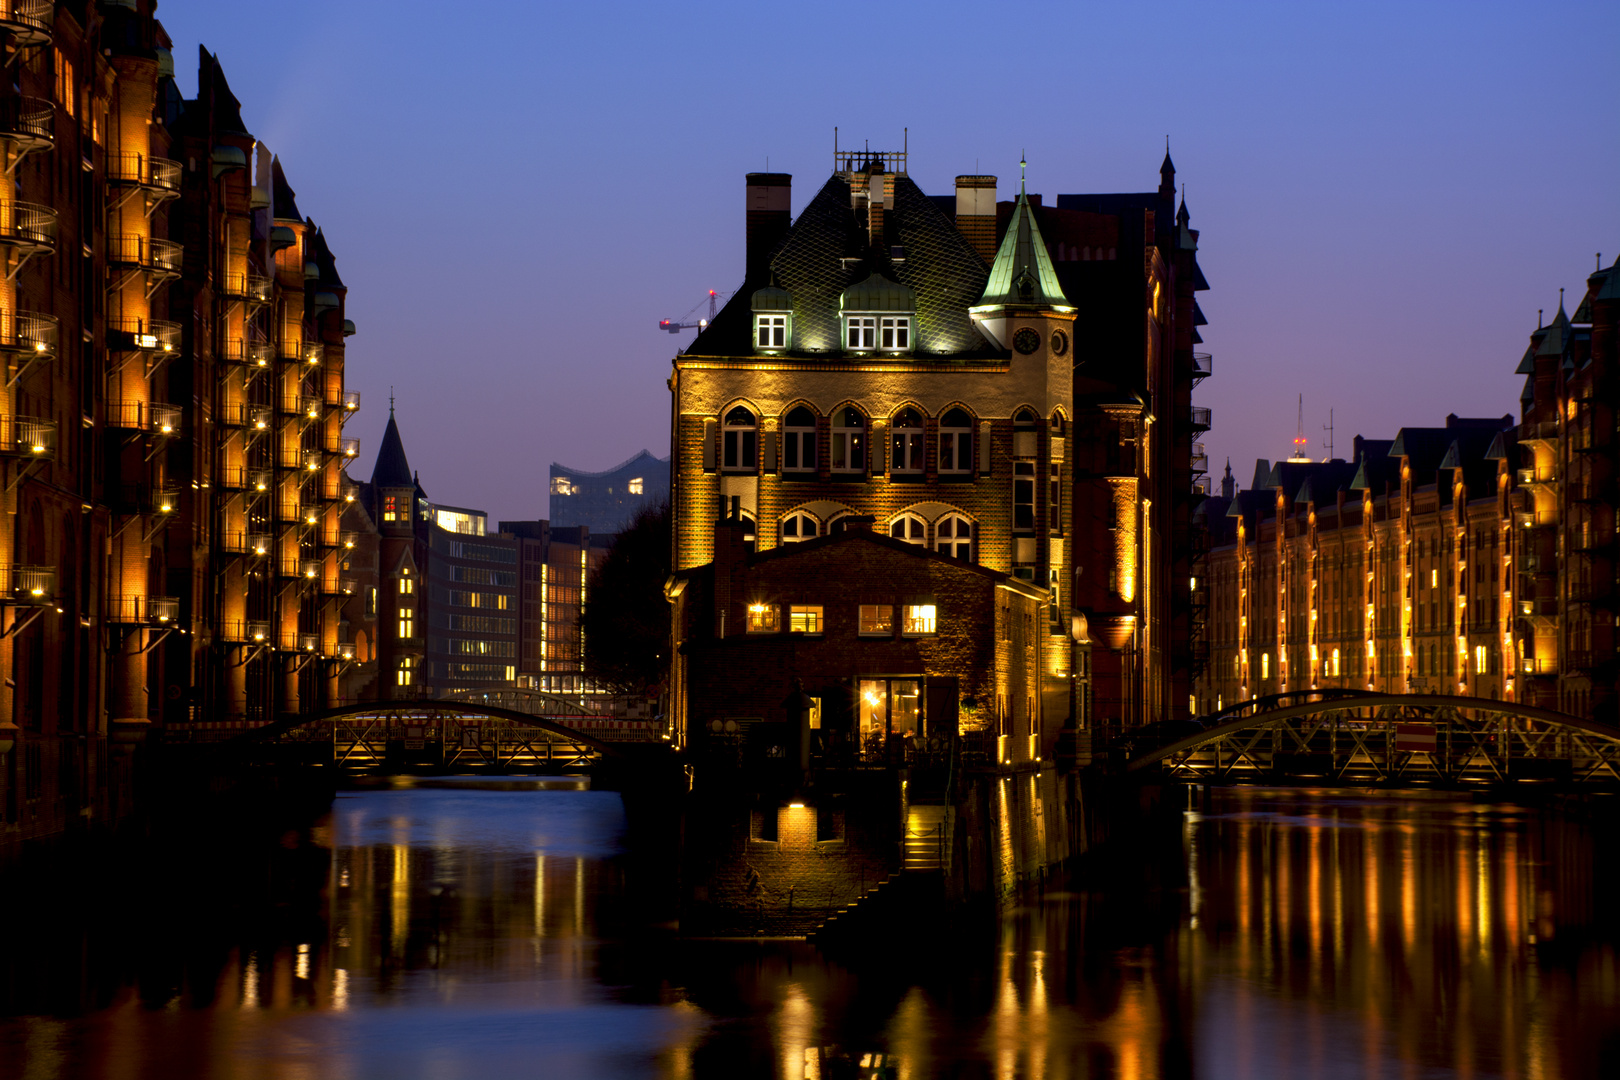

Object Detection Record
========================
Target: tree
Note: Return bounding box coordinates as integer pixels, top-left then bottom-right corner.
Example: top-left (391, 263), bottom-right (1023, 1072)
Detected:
top-left (581, 501), bottom-right (671, 694)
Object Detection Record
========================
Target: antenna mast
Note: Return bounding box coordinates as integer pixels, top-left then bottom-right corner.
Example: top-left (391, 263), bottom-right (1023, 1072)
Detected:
top-left (1289, 394), bottom-right (1309, 462)
top-left (1322, 408), bottom-right (1335, 461)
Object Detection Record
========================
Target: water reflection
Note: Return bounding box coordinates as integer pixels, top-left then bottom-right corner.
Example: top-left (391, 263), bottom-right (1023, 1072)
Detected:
top-left (1, 782), bottom-right (1615, 1078)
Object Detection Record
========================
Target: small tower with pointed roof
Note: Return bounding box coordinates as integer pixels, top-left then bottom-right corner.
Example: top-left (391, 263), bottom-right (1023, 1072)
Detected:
top-left (969, 159), bottom-right (1076, 356)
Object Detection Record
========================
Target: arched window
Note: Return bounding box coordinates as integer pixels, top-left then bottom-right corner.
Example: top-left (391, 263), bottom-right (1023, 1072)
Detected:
top-left (1049, 411), bottom-right (1066, 437)
top-left (936, 514), bottom-right (974, 561)
top-left (782, 406), bottom-right (817, 474)
top-left (781, 512), bottom-right (819, 542)
top-left (1013, 407), bottom-right (1038, 426)
top-left (891, 408), bottom-right (924, 474)
top-left (723, 406), bottom-right (757, 472)
top-left (889, 513), bottom-right (926, 545)
top-left (832, 407), bottom-right (866, 474)
top-left (940, 408), bottom-right (973, 474)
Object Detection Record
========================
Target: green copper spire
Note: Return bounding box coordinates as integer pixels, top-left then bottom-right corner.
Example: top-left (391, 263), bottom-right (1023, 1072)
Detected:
top-left (975, 165), bottom-right (1069, 310)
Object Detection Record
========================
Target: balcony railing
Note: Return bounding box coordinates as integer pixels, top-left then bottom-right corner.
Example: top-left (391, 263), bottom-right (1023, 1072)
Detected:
top-left (0, 200), bottom-right (56, 253)
top-left (340, 531), bottom-right (359, 551)
top-left (1189, 405), bottom-right (1212, 431)
top-left (298, 633), bottom-right (321, 653)
top-left (1190, 444), bottom-right (1208, 475)
top-left (108, 316), bottom-right (181, 355)
top-left (0, 1), bottom-right (53, 46)
top-left (244, 535), bottom-right (272, 558)
top-left (220, 339), bottom-right (273, 367)
top-left (248, 471), bottom-right (273, 495)
top-left (1521, 421), bottom-right (1560, 442)
top-left (1520, 657), bottom-right (1557, 675)
top-left (302, 342), bottom-right (323, 366)
top-left (0, 96), bottom-right (52, 151)
top-left (108, 234), bottom-right (182, 275)
top-left (0, 309), bottom-right (56, 357)
top-left (107, 153), bottom-right (182, 196)
top-left (1518, 597), bottom-right (1558, 618)
top-left (277, 339), bottom-right (305, 363)
top-left (2, 564), bottom-right (53, 603)
top-left (0, 415), bottom-right (54, 459)
top-left (341, 391), bottom-right (360, 415)
top-left (106, 401), bottom-right (181, 435)
top-left (221, 269), bottom-right (273, 304)
top-left (104, 595), bottom-right (180, 625)
top-left (218, 531), bottom-right (250, 555)
top-left (1192, 352), bottom-right (1212, 381)
top-left (1516, 466), bottom-right (1556, 485)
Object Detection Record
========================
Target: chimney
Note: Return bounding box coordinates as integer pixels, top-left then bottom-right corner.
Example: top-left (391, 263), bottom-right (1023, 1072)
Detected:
top-left (955, 175), bottom-right (997, 262)
top-left (746, 173), bottom-right (792, 283)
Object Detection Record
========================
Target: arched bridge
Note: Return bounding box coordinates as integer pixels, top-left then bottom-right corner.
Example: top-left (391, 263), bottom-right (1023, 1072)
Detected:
top-left (1126, 693), bottom-right (1620, 785)
top-left (235, 698), bottom-right (624, 772)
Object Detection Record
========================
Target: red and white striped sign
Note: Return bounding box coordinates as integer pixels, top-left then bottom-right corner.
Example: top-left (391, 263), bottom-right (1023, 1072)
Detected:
top-left (1394, 723), bottom-right (1437, 753)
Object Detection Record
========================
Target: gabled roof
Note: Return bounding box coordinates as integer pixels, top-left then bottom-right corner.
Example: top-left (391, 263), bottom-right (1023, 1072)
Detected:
top-left (1349, 441), bottom-right (1397, 491)
top-left (1289, 461), bottom-right (1358, 505)
top-left (978, 183), bottom-right (1069, 309)
top-left (1535, 303), bottom-right (1570, 357)
top-left (371, 410), bottom-right (414, 488)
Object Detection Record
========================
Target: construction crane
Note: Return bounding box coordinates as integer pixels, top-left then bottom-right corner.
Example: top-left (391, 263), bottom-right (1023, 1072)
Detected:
top-left (658, 289), bottom-right (727, 334)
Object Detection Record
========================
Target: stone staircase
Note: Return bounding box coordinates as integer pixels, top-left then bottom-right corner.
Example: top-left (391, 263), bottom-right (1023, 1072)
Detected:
top-left (903, 804), bottom-right (947, 872)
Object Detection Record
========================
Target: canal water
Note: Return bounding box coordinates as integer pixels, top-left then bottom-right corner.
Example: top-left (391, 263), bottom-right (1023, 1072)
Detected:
top-left (1, 779), bottom-right (1615, 1078)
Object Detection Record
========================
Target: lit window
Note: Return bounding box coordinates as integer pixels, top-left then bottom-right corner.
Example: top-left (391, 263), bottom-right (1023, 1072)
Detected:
top-left (551, 477), bottom-right (574, 496)
top-left (1261, 652), bottom-right (1270, 680)
top-left (846, 316), bottom-right (876, 350)
top-left (939, 408), bottom-right (973, 474)
top-left (903, 604), bottom-right (936, 635)
top-left (891, 408), bottom-right (924, 473)
top-left (832, 407), bottom-right (867, 474)
top-left (399, 577), bottom-right (413, 595)
top-left (383, 495), bottom-right (399, 522)
top-left (1049, 464), bottom-right (1062, 530)
top-left (397, 657), bottom-right (415, 686)
top-left (756, 314), bottom-right (787, 349)
top-left (628, 477), bottom-right (644, 495)
top-left (788, 605), bottom-right (824, 634)
top-left (781, 512), bottom-right (819, 542)
top-left (783, 406), bottom-right (817, 473)
top-left (1475, 645), bottom-right (1487, 675)
top-left (890, 514), bottom-right (926, 545)
top-left (859, 604), bottom-right (893, 636)
top-left (398, 609), bottom-right (414, 641)
top-left (747, 603), bottom-right (779, 633)
top-left (723, 406), bottom-right (757, 471)
top-left (1013, 462), bottom-right (1036, 530)
top-left (936, 514), bottom-right (974, 561)
top-left (880, 315), bottom-right (910, 351)
top-left (1331, 648), bottom-right (1341, 677)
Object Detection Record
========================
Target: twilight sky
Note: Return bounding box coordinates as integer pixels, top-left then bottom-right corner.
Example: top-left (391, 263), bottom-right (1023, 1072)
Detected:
top-left (159, 0), bottom-right (1619, 524)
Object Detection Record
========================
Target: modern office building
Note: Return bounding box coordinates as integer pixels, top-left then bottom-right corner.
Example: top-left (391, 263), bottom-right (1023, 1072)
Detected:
top-left (357, 407), bottom-right (611, 702)
top-left (1196, 253), bottom-right (1620, 723)
top-left (666, 146), bottom-right (1212, 748)
top-left (548, 449), bottom-right (669, 532)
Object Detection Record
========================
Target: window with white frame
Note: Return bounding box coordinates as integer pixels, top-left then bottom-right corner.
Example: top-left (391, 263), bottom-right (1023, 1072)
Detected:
top-left (1013, 461), bottom-right (1036, 531)
top-left (781, 512), bottom-right (819, 542)
top-left (891, 408), bottom-right (924, 474)
top-left (902, 603), bottom-right (937, 635)
top-left (936, 514), bottom-right (974, 561)
top-left (831, 407), bottom-right (867, 474)
top-left (846, 316), bottom-right (876, 350)
top-left (859, 604), bottom-right (893, 635)
top-left (939, 408), bottom-right (973, 474)
top-left (782, 406), bottom-right (817, 473)
top-left (756, 314), bottom-right (788, 350)
top-left (890, 513), bottom-right (926, 545)
top-left (880, 316), bottom-right (910, 351)
top-left (722, 406), bottom-right (757, 471)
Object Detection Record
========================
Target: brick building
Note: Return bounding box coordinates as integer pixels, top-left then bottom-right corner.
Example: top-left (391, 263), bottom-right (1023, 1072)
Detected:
top-left (668, 145), bottom-right (1211, 746)
top-left (668, 514), bottom-right (1051, 765)
top-left (1, 3), bottom-right (361, 845)
top-left (1196, 254), bottom-right (1620, 722)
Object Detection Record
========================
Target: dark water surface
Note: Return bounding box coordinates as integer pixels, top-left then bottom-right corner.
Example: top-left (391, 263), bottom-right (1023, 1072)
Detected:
top-left (2, 779), bottom-right (1616, 1079)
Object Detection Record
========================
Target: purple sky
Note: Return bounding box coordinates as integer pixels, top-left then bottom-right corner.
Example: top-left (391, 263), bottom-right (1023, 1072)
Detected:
top-left (159, 0), bottom-right (1619, 523)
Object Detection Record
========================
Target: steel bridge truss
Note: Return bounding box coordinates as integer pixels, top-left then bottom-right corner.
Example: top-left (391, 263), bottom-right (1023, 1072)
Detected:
top-left (247, 702), bottom-right (615, 772)
top-left (1129, 694), bottom-right (1620, 785)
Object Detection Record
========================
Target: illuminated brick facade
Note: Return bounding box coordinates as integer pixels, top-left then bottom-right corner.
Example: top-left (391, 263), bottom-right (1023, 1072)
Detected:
top-left (670, 148), bottom-right (1212, 743)
top-left (1198, 254), bottom-right (1620, 725)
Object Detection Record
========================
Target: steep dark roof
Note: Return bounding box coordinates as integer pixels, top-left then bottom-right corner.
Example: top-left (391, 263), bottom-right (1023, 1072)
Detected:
top-left (371, 411), bottom-right (414, 488)
top-left (1349, 440), bottom-right (1398, 491)
top-left (200, 48), bottom-right (248, 135)
top-left (309, 226), bottom-right (345, 290)
top-left (686, 173), bottom-right (994, 359)
top-left (271, 157), bottom-right (302, 222)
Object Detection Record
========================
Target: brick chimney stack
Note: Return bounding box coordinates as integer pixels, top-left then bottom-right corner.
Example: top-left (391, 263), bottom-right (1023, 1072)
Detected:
top-left (955, 175), bottom-right (997, 263)
top-left (745, 173), bottom-right (792, 283)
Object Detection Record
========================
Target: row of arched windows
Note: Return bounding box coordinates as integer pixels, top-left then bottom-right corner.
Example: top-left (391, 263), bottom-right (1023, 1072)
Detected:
top-left (721, 403), bottom-right (1062, 475)
top-left (774, 507), bottom-right (977, 562)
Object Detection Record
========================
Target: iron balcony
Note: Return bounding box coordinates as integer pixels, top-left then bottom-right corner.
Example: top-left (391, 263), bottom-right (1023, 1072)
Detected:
top-left (0, 415), bottom-right (55, 459)
top-left (108, 234), bottom-right (182, 276)
top-left (2, 564), bottom-right (54, 604)
top-left (0, 200), bottom-right (56, 255)
top-left (0, 1), bottom-right (52, 47)
top-left (107, 153), bottom-right (182, 198)
top-left (104, 595), bottom-right (180, 625)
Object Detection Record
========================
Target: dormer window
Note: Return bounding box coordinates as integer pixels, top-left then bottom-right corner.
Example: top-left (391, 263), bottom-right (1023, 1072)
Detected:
top-left (840, 273), bottom-right (915, 355)
top-left (750, 285), bottom-right (792, 353)
top-left (756, 315), bottom-right (787, 349)
top-left (847, 316), bottom-right (875, 350)
top-left (881, 316), bottom-right (910, 350)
